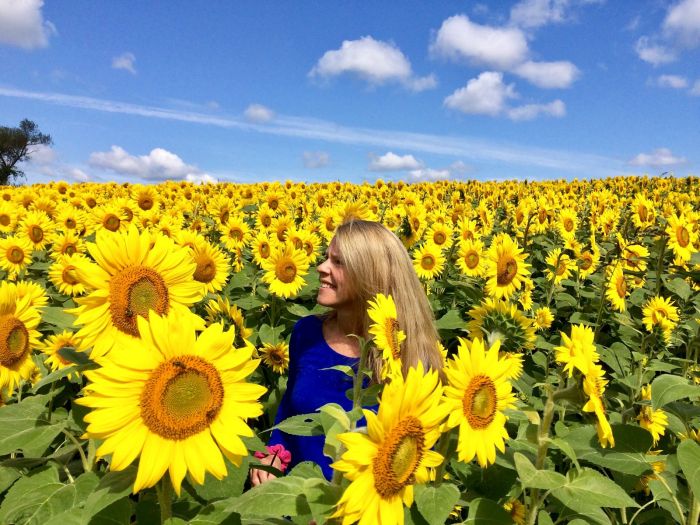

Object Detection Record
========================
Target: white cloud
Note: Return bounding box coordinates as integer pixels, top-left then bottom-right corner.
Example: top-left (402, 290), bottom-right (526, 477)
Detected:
top-left (310, 36), bottom-right (436, 91)
top-left (663, 0), bottom-right (700, 47)
top-left (0, 0), bottom-right (55, 49)
top-left (89, 146), bottom-right (208, 181)
top-left (368, 152), bottom-right (422, 172)
top-left (244, 103), bottom-right (274, 123)
top-left (513, 60), bottom-right (579, 88)
top-left (507, 99), bottom-right (566, 120)
top-left (431, 15), bottom-right (529, 70)
top-left (635, 37), bottom-right (677, 66)
top-left (510, 0), bottom-right (569, 28)
top-left (112, 52), bottom-right (136, 74)
top-left (628, 147), bottom-right (687, 167)
top-left (444, 72), bottom-right (518, 115)
top-left (186, 173), bottom-right (217, 184)
top-left (303, 151), bottom-right (330, 169)
top-left (690, 79), bottom-right (700, 95)
top-left (66, 168), bottom-right (89, 182)
top-left (409, 168), bottom-right (451, 181)
top-left (26, 143), bottom-right (56, 165)
top-left (657, 74), bottom-right (688, 88)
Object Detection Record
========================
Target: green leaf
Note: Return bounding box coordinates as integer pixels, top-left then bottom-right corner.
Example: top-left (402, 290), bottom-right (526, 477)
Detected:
top-left (0, 395), bottom-right (66, 457)
top-left (550, 468), bottom-right (639, 511)
top-left (82, 467), bottom-right (137, 520)
top-left (302, 478), bottom-right (342, 524)
top-left (435, 309), bottom-right (464, 330)
top-left (414, 483), bottom-right (460, 525)
top-left (193, 456), bottom-right (251, 501)
top-left (514, 452), bottom-right (567, 490)
top-left (57, 346), bottom-right (94, 366)
top-left (651, 374), bottom-right (700, 409)
top-left (88, 498), bottom-right (134, 525)
top-left (225, 476), bottom-right (308, 517)
top-left (538, 510), bottom-right (555, 525)
top-left (234, 296), bottom-right (264, 311)
top-left (40, 306), bottom-right (77, 330)
top-left (270, 413), bottom-right (324, 436)
top-left (677, 439), bottom-right (700, 498)
top-left (665, 277), bottom-right (691, 302)
top-left (463, 498), bottom-right (513, 524)
top-left (0, 468), bottom-right (99, 525)
top-left (0, 465), bottom-right (20, 495)
top-left (257, 324), bottom-right (283, 345)
top-left (188, 500), bottom-right (241, 525)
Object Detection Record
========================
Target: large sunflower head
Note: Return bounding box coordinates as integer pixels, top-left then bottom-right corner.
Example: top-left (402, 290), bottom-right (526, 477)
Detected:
top-left (485, 234), bottom-right (530, 300)
top-left (412, 242), bottom-right (446, 280)
top-left (367, 293), bottom-right (406, 380)
top-left (70, 225), bottom-right (206, 359)
top-left (190, 240), bottom-right (230, 294)
top-left (0, 282), bottom-right (41, 396)
top-left (0, 235), bottom-right (33, 280)
top-left (18, 210), bottom-right (54, 250)
top-left (605, 265), bottom-right (628, 313)
top-left (442, 338), bottom-right (517, 467)
top-left (456, 238), bottom-right (486, 277)
top-left (554, 324), bottom-right (599, 377)
top-left (331, 364), bottom-right (448, 524)
top-left (78, 312), bottom-right (266, 494)
top-left (466, 298), bottom-right (536, 352)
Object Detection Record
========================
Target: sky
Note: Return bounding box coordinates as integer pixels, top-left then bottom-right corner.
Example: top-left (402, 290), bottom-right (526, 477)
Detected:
top-left (0, 0), bottom-right (699, 185)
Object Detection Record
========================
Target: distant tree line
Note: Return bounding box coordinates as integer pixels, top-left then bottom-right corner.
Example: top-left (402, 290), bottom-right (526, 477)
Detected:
top-left (0, 119), bottom-right (52, 185)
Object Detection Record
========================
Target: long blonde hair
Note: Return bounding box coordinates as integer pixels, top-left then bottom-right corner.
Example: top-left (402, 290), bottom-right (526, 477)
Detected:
top-left (331, 219), bottom-right (442, 379)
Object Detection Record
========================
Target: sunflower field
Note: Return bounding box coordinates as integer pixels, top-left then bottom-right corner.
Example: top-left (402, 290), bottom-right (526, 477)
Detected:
top-left (0, 176), bottom-right (699, 525)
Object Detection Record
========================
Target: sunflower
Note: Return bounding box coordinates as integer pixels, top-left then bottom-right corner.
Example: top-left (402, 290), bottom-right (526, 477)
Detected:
top-left (442, 338), bottom-right (517, 467)
top-left (70, 225), bottom-right (206, 359)
top-left (425, 223), bottom-right (454, 250)
top-left (533, 306), bottom-right (554, 331)
top-left (18, 210), bottom-right (54, 251)
top-left (545, 248), bottom-right (574, 284)
top-left (190, 240), bottom-right (230, 294)
top-left (637, 385), bottom-right (667, 445)
top-left (617, 236), bottom-right (649, 273)
top-left (90, 204), bottom-right (129, 235)
top-left (554, 324), bottom-right (599, 377)
top-left (576, 247), bottom-right (599, 279)
top-left (251, 232), bottom-right (274, 268)
top-left (15, 280), bottom-right (49, 309)
top-left (331, 364), bottom-right (448, 525)
top-left (582, 364), bottom-right (615, 448)
top-left (557, 208), bottom-right (578, 240)
top-left (503, 499), bottom-right (527, 525)
top-left (259, 342), bottom-right (290, 374)
top-left (0, 201), bottom-right (17, 233)
top-left (132, 185), bottom-right (158, 212)
top-left (219, 215), bottom-right (251, 251)
top-left (49, 254), bottom-right (91, 297)
top-left (49, 230), bottom-right (85, 259)
top-left (41, 330), bottom-right (86, 380)
top-left (261, 243), bottom-right (309, 299)
top-left (665, 213), bottom-right (696, 263)
top-left (606, 265), bottom-right (628, 313)
top-left (456, 239), bottom-right (486, 278)
top-left (0, 235), bottom-right (33, 279)
top-left (368, 293), bottom-right (406, 380)
top-left (631, 193), bottom-right (656, 229)
top-left (412, 243), bottom-right (446, 280)
top-left (484, 234), bottom-right (531, 300)
top-left (77, 312), bottom-right (266, 494)
top-left (642, 295), bottom-right (679, 342)
top-left (466, 298), bottom-right (536, 352)
top-left (55, 206), bottom-right (86, 234)
top-left (0, 282), bottom-right (41, 396)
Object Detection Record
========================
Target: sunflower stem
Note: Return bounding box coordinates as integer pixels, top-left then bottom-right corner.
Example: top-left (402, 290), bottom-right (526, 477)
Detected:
top-left (62, 429), bottom-right (91, 473)
top-left (432, 428), bottom-right (453, 487)
top-left (655, 235), bottom-right (668, 297)
top-left (156, 477), bottom-right (173, 524)
top-left (688, 495), bottom-right (699, 525)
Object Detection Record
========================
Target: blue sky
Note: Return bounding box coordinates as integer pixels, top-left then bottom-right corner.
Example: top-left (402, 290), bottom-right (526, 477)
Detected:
top-left (0, 0), bottom-right (698, 185)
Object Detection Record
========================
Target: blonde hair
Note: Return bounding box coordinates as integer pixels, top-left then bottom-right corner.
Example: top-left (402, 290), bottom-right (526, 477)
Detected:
top-left (331, 220), bottom-right (442, 379)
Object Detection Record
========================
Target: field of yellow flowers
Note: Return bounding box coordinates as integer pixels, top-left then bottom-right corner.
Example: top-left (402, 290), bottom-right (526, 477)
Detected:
top-left (0, 176), bottom-right (699, 525)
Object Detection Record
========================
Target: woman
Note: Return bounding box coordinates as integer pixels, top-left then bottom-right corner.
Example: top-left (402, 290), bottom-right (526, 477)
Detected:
top-left (250, 219), bottom-right (443, 484)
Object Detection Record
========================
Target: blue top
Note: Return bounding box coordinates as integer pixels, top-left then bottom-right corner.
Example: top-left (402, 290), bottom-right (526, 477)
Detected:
top-left (269, 315), bottom-right (358, 480)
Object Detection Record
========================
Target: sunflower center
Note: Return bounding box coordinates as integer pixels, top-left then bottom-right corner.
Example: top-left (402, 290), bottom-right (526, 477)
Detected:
top-left (275, 258), bottom-right (297, 284)
top-left (104, 214), bottom-right (121, 232)
top-left (638, 205), bottom-right (648, 221)
top-left (651, 309), bottom-right (667, 324)
top-left (62, 265), bottom-right (79, 285)
top-left (64, 243), bottom-right (77, 256)
top-left (496, 256), bottom-right (518, 286)
top-left (373, 416), bottom-right (425, 499)
top-left (463, 375), bottom-right (497, 429)
top-left (8, 247), bottom-right (25, 264)
top-left (230, 228), bottom-right (243, 241)
top-left (421, 254), bottom-right (436, 271)
top-left (86, 197), bottom-right (97, 208)
top-left (65, 218), bottom-right (76, 229)
top-left (563, 218), bottom-right (574, 232)
top-left (220, 211), bottom-right (230, 224)
top-left (434, 232), bottom-right (446, 245)
top-left (261, 215), bottom-right (272, 228)
top-left (580, 252), bottom-right (593, 271)
top-left (616, 275), bottom-right (627, 297)
top-left (466, 251), bottom-right (479, 269)
top-left (139, 197), bottom-right (154, 211)
top-left (677, 226), bottom-right (690, 248)
top-left (260, 242), bottom-right (270, 258)
top-left (515, 210), bottom-right (524, 224)
top-left (140, 355), bottom-right (224, 440)
top-left (0, 315), bottom-right (30, 367)
top-left (303, 241), bottom-right (314, 256)
top-left (109, 266), bottom-right (169, 337)
top-left (556, 259), bottom-right (567, 276)
top-left (385, 318), bottom-right (402, 359)
top-left (29, 226), bottom-right (44, 243)
top-left (193, 253), bottom-right (216, 283)
top-left (538, 209), bottom-right (547, 223)
top-left (0, 214), bottom-right (10, 226)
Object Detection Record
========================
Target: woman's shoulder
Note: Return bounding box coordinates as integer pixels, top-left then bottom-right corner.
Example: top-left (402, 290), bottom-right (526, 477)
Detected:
top-left (293, 313), bottom-right (327, 334)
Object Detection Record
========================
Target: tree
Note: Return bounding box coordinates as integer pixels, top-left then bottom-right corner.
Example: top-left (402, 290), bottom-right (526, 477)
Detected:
top-left (0, 119), bottom-right (52, 185)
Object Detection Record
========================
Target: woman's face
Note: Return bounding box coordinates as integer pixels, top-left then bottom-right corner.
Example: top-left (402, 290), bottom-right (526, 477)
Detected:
top-left (317, 239), bottom-right (356, 309)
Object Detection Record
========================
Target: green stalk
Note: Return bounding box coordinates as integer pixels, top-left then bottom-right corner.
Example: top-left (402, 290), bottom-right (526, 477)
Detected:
top-left (62, 429), bottom-right (91, 473)
top-left (156, 477), bottom-right (173, 524)
top-left (688, 496), bottom-right (699, 525)
top-left (655, 235), bottom-right (668, 297)
top-left (432, 428), bottom-right (454, 487)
